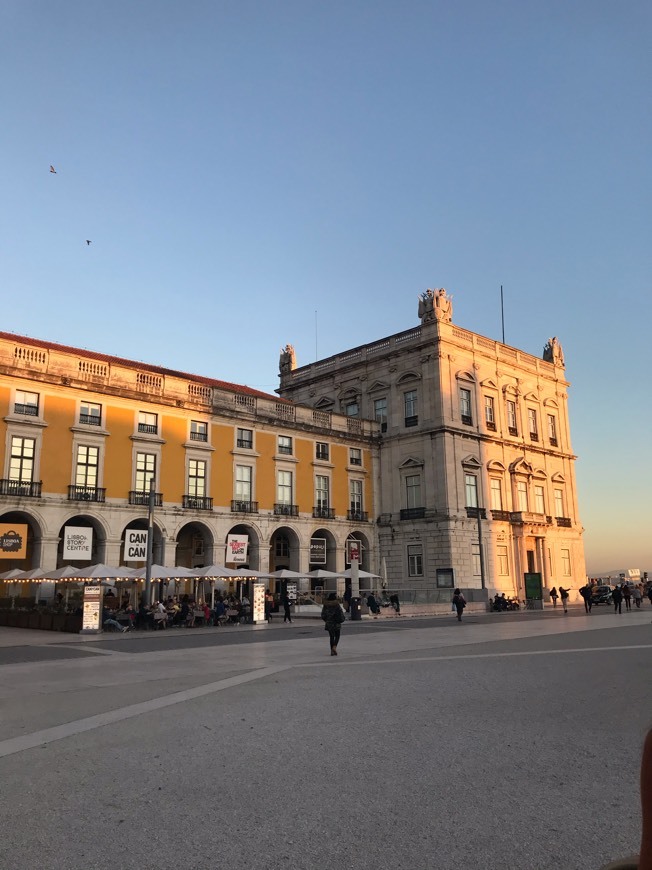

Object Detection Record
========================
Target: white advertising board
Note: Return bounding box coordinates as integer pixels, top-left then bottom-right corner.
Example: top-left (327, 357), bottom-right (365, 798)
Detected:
top-left (63, 526), bottom-right (94, 560)
top-left (252, 582), bottom-right (266, 624)
top-left (124, 530), bottom-right (148, 562)
top-left (227, 534), bottom-right (248, 564)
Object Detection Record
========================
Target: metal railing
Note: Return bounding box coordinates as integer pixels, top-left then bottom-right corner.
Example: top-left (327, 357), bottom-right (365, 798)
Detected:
top-left (347, 509), bottom-right (368, 522)
top-left (182, 495), bottom-right (213, 510)
top-left (313, 506), bottom-right (335, 519)
top-left (400, 507), bottom-right (425, 520)
top-left (274, 503), bottom-right (299, 517)
top-left (137, 423), bottom-right (158, 435)
top-left (231, 500), bottom-right (258, 513)
top-left (79, 413), bottom-right (101, 426)
top-left (0, 479), bottom-right (42, 497)
top-left (68, 485), bottom-right (106, 502)
top-left (129, 490), bottom-right (163, 506)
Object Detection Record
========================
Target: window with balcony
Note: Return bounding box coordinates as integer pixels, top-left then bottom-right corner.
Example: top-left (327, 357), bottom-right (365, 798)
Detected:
top-left (235, 465), bottom-right (252, 502)
top-left (80, 401), bottom-right (102, 426)
top-left (374, 397), bottom-right (388, 432)
top-left (554, 488), bottom-right (565, 518)
top-left (506, 400), bottom-right (518, 436)
top-left (484, 396), bottom-right (496, 430)
top-left (490, 478), bottom-right (503, 511)
top-left (135, 452), bottom-right (156, 491)
top-left (14, 390), bottom-right (39, 417)
top-left (465, 474), bottom-right (478, 508)
top-left (138, 411), bottom-right (158, 435)
top-left (400, 474), bottom-right (424, 519)
top-left (314, 474), bottom-right (332, 518)
top-left (237, 428), bottom-right (253, 449)
top-left (190, 420), bottom-right (208, 442)
top-left (407, 544), bottom-right (423, 577)
top-left (460, 388), bottom-right (473, 425)
top-left (349, 448), bottom-right (362, 466)
top-left (404, 390), bottom-right (418, 427)
top-left (528, 408), bottom-right (539, 441)
top-left (316, 442), bottom-right (329, 461)
top-left (76, 445), bottom-right (99, 488)
top-left (278, 435), bottom-right (293, 455)
top-left (517, 480), bottom-right (529, 512)
top-left (188, 459), bottom-right (206, 497)
top-left (534, 485), bottom-right (545, 514)
top-left (348, 479), bottom-right (365, 521)
top-left (547, 414), bottom-right (558, 446)
top-left (9, 436), bottom-right (35, 483)
top-left (344, 399), bottom-right (359, 418)
top-left (276, 470), bottom-right (293, 506)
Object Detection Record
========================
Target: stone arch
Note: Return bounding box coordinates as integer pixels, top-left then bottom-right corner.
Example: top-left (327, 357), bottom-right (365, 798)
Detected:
top-left (309, 527), bottom-right (338, 571)
top-left (224, 522), bottom-right (262, 570)
top-left (56, 514), bottom-right (109, 569)
top-left (175, 520), bottom-right (215, 569)
top-left (120, 518), bottom-right (165, 567)
top-left (269, 525), bottom-right (302, 572)
top-left (344, 530), bottom-right (372, 572)
top-left (0, 508), bottom-right (45, 571)
top-left (396, 371), bottom-right (421, 385)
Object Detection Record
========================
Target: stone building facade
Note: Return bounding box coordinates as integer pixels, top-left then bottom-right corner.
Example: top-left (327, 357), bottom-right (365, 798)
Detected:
top-left (278, 290), bottom-right (586, 601)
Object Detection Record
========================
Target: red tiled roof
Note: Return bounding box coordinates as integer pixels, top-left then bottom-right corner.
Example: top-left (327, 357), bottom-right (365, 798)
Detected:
top-left (0, 330), bottom-right (288, 403)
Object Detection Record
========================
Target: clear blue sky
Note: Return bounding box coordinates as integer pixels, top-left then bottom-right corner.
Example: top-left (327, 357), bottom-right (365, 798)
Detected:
top-left (1, 1), bottom-right (650, 574)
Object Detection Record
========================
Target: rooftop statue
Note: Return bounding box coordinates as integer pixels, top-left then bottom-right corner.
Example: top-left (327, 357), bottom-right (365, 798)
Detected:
top-left (543, 336), bottom-right (565, 367)
top-left (418, 287), bottom-right (453, 323)
top-left (279, 343), bottom-right (297, 374)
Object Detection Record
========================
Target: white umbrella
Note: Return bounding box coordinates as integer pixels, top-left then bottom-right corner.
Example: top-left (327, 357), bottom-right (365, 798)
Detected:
top-left (190, 565), bottom-right (243, 578)
top-left (0, 568), bottom-right (27, 580)
top-left (234, 568), bottom-right (274, 579)
top-left (342, 568), bottom-right (381, 579)
top-left (42, 565), bottom-right (83, 580)
top-left (130, 564), bottom-right (196, 579)
top-left (74, 563), bottom-right (137, 579)
top-left (18, 568), bottom-right (47, 580)
top-left (269, 569), bottom-right (309, 579)
top-left (307, 569), bottom-right (344, 579)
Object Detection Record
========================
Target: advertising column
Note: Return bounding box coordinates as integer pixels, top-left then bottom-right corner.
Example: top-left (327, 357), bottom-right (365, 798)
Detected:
top-left (81, 586), bottom-right (102, 634)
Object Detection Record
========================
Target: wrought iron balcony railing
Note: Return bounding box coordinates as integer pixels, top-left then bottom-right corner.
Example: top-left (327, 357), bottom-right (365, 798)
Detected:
top-left (556, 516), bottom-right (572, 527)
top-left (231, 500), bottom-right (258, 513)
top-left (400, 507), bottom-right (425, 520)
top-left (347, 509), bottom-right (369, 522)
top-left (313, 506), bottom-right (335, 519)
top-left (0, 479), bottom-right (42, 497)
top-left (182, 495), bottom-right (213, 510)
top-left (274, 503), bottom-right (299, 517)
top-left (189, 430), bottom-right (208, 442)
top-left (14, 403), bottom-right (38, 417)
top-left (68, 485), bottom-right (106, 502)
top-left (79, 414), bottom-right (102, 426)
top-left (129, 490), bottom-right (163, 506)
top-left (465, 507), bottom-right (487, 519)
top-left (491, 510), bottom-right (511, 521)
top-left (461, 415), bottom-right (473, 426)
top-left (137, 423), bottom-right (158, 435)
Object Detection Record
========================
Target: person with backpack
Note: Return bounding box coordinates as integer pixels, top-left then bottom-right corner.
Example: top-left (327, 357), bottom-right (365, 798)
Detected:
top-left (559, 586), bottom-right (570, 613)
top-left (550, 586), bottom-right (559, 607)
top-left (452, 588), bottom-right (466, 622)
top-left (579, 584), bottom-right (593, 614)
top-left (321, 592), bottom-right (345, 656)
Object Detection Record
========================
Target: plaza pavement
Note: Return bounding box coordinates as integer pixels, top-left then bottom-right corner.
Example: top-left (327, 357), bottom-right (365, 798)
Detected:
top-left (0, 607), bottom-right (650, 870)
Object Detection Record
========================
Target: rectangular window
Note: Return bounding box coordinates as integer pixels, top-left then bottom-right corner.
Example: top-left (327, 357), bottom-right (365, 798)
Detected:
top-left (472, 544), bottom-right (481, 577)
top-left (9, 436), bottom-right (35, 482)
top-left (506, 400), bottom-right (518, 435)
top-left (14, 390), bottom-right (39, 417)
top-left (497, 545), bottom-right (509, 575)
top-left (517, 480), bottom-right (529, 512)
top-left (561, 548), bottom-right (571, 576)
top-left (278, 435), bottom-right (293, 455)
top-left (350, 479), bottom-right (363, 512)
top-left (528, 408), bottom-right (538, 440)
top-left (235, 465), bottom-right (252, 502)
top-left (344, 400), bottom-right (359, 417)
top-left (534, 485), bottom-right (545, 514)
top-left (465, 474), bottom-right (478, 508)
top-left (190, 420), bottom-right (208, 442)
top-left (404, 390), bottom-right (418, 427)
top-left (138, 411), bottom-right (158, 434)
top-left (349, 448), bottom-right (362, 466)
top-left (406, 474), bottom-right (422, 509)
top-left (80, 401), bottom-right (102, 426)
top-left (188, 459), bottom-right (206, 497)
top-left (315, 474), bottom-right (329, 508)
top-left (490, 478), bottom-right (503, 511)
top-left (547, 414), bottom-right (558, 445)
top-left (407, 544), bottom-right (423, 577)
top-left (554, 488), bottom-right (565, 518)
top-left (484, 396), bottom-right (495, 429)
top-left (460, 388), bottom-right (472, 425)
top-left (277, 470), bottom-right (292, 505)
top-left (237, 428), bottom-right (253, 449)
top-left (75, 445), bottom-right (99, 488)
top-left (374, 397), bottom-right (388, 431)
top-left (316, 442), bottom-right (329, 461)
top-left (135, 452), bottom-right (156, 491)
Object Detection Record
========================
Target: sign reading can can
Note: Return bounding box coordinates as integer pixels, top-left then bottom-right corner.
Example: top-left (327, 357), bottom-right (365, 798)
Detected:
top-left (226, 534), bottom-right (248, 564)
top-left (63, 526), bottom-right (93, 560)
top-left (0, 523), bottom-right (28, 559)
top-left (82, 585), bottom-right (102, 632)
top-left (310, 537), bottom-right (326, 565)
top-left (124, 529), bottom-right (149, 562)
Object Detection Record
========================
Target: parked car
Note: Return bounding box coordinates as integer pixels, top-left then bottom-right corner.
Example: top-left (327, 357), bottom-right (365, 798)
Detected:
top-left (590, 585), bottom-right (614, 606)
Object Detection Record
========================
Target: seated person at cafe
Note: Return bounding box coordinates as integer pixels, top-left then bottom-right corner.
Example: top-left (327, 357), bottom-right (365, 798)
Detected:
top-left (102, 606), bottom-right (128, 633)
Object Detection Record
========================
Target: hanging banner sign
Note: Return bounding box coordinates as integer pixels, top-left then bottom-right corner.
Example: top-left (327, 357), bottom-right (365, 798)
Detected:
top-left (124, 529), bottom-right (148, 562)
top-left (227, 534), bottom-right (248, 564)
top-left (0, 523), bottom-right (28, 559)
top-left (346, 540), bottom-right (361, 563)
top-left (252, 582), bottom-right (266, 624)
top-left (63, 526), bottom-right (93, 560)
top-left (310, 537), bottom-right (326, 565)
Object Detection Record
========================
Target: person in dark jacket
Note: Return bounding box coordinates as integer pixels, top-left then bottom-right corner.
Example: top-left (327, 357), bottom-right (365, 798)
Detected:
top-left (612, 585), bottom-right (623, 614)
top-left (281, 592), bottom-right (292, 623)
top-left (452, 588), bottom-right (466, 622)
top-left (321, 592), bottom-right (345, 655)
top-left (559, 586), bottom-right (570, 613)
top-left (579, 584), bottom-right (593, 614)
top-left (389, 592), bottom-right (400, 615)
top-left (550, 586), bottom-right (559, 607)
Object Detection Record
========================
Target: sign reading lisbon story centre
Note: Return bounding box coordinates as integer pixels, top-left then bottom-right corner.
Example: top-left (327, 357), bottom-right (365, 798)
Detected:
top-left (227, 534), bottom-right (248, 564)
top-left (124, 529), bottom-right (149, 562)
top-left (63, 526), bottom-right (93, 560)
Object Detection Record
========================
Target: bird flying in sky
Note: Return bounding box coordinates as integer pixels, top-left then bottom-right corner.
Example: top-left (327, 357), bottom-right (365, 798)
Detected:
top-left (49, 165), bottom-right (56, 173)
top-left (86, 240), bottom-right (92, 245)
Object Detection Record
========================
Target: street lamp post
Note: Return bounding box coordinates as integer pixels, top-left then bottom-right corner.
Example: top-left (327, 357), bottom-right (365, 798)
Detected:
top-left (142, 477), bottom-right (155, 608)
top-left (477, 507), bottom-right (486, 591)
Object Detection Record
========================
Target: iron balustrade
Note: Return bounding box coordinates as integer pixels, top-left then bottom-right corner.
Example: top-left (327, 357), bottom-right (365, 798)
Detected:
top-left (404, 416), bottom-right (418, 428)
top-left (137, 423), bottom-right (158, 435)
top-left (400, 507), bottom-right (425, 520)
top-left (189, 431), bottom-right (208, 442)
top-left (461, 415), bottom-right (473, 426)
top-left (182, 495), bottom-right (213, 510)
top-left (231, 500), bottom-right (258, 513)
top-left (68, 485), bottom-right (106, 502)
top-left (508, 427), bottom-right (518, 436)
top-left (465, 506), bottom-right (487, 519)
top-left (313, 506), bottom-right (335, 519)
top-left (549, 438), bottom-right (558, 447)
top-left (13, 403), bottom-right (38, 416)
top-left (129, 490), bottom-right (163, 506)
top-left (236, 438), bottom-right (253, 449)
top-left (529, 432), bottom-right (539, 442)
top-left (79, 414), bottom-right (101, 426)
top-left (347, 509), bottom-right (368, 522)
top-left (274, 503), bottom-right (299, 516)
top-left (556, 516), bottom-right (572, 527)
top-left (486, 421), bottom-right (496, 431)
top-left (0, 479), bottom-right (42, 497)
top-left (491, 509), bottom-right (511, 521)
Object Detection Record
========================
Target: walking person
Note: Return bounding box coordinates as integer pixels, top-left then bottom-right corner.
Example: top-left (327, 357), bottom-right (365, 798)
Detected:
top-left (559, 586), bottom-right (570, 613)
top-left (579, 584), bottom-right (593, 614)
top-left (389, 592), bottom-right (401, 615)
top-left (452, 588), bottom-right (466, 622)
top-left (321, 592), bottom-right (345, 656)
top-left (623, 584), bottom-right (632, 611)
top-left (550, 586), bottom-right (559, 608)
top-left (281, 591), bottom-right (292, 623)
top-left (633, 585), bottom-right (643, 609)
top-left (612, 584), bottom-right (623, 614)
